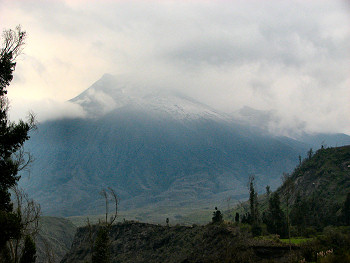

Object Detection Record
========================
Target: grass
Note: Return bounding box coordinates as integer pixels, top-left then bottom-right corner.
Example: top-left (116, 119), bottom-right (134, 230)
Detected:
top-left (67, 205), bottom-right (215, 227)
top-left (280, 237), bottom-right (314, 245)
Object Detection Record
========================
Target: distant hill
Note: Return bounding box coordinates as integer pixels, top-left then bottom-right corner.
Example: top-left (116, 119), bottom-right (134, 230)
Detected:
top-left (19, 74), bottom-right (350, 218)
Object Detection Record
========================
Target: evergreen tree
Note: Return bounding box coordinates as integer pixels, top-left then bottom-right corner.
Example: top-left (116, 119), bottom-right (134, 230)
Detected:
top-left (19, 235), bottom-right (36, 263)
top-left (248, 175), bottom-right (259, 225)
top-left (266, 185), bottom-right (271, 199)
top-left (0, 26), bottom-right (36, 261)
top-left (92, 227), bottom-right (110, 263)
top-left (307, 148), bottom-right (313, 159)
top-left (290, 192), bottom-right (307, 235)
top-left (266, 192), bottom-right (287, 237)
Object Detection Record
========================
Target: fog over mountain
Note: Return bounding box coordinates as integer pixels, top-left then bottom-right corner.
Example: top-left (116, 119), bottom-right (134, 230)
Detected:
top-left (2, 1), bottom-right (349, 137)
top-left (19, 75), bottom-right (350, 217)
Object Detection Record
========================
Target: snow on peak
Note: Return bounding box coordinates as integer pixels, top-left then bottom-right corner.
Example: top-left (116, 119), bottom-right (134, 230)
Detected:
top-left (70, 74), bottom-right (227, 121)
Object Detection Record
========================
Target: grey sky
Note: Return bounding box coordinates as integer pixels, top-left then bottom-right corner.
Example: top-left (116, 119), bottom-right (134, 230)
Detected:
top-left (1, 0), bottom-right (349, 135)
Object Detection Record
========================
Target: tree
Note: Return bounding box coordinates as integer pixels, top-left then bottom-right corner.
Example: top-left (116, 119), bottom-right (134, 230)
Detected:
top-left (290, 192), bottom-right (307, 235)
top-left (248, 175), bottom-right (259, 225)
top-left (100, 188), bottom-right (118, 227)
top-left (0, 26), bottom-right (37, 261)
top-left (19, 235), bottom-right (36, 263)
top-left (265, 185), bottom-right (271, 199)
top-left (266, 192), bottom-right (287, 237)
top-left (87, 188), bottom-right (118, 263)
top-left (234, 212), bottom-right (239, 223)
top-left (8, 187), bottom-right (40, 263)
top-left (307, 148), bottom-right (313, 159)
top-left (212, 207), bottom-right (223, 223)
top-left (92, 227), bottom-right (110, 263)
top-left (0, 26), bottom-right (26, 95)
top-left (342, 192), bottom-right (350, 225)
top-left (282, 173), bottom-right (294, 250)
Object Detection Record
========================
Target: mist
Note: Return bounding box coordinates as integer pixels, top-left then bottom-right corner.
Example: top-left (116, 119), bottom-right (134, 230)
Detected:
top-left (1, 0), bottom-right (349, 135)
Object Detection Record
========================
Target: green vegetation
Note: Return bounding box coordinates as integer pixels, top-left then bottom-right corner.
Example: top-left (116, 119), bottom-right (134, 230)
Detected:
top-left (280, 238), bottom-right (313, 245)
top-left (229, 145), bottom-right (350, 262)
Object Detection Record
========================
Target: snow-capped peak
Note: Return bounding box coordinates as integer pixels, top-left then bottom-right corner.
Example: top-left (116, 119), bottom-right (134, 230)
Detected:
top-left (70, 74), bottom-right (227, 121)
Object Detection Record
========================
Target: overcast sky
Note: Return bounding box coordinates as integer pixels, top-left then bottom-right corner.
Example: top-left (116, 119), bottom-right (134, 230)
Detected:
top-left (1, 0), bottom-right (349, 136)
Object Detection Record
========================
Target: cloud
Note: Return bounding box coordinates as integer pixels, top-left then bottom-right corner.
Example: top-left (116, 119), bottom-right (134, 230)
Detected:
top-left (0, 0), bottom-right (349, 135)
top-left (8, 98), bottom-right (86, 122)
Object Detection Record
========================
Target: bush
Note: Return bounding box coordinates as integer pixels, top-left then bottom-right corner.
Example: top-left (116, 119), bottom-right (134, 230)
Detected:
top-left (303, 226), bottom-right (317, 238)
top-left (251, 224), bottom-right (262, 237)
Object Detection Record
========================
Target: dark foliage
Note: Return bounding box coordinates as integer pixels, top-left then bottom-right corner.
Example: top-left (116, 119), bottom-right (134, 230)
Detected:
top-left (234, 212), bottom-right (239, 223)
top-left (19, 235), bottom-right (37, 263)
top-left (62, 221), bottom-right (298, 263)
top-left (300, 226), bottom-right (350, 262)
top-left (0, 26), bottom-right (37, 261)
top-left (211, 207), bottom-right (223, 224)
top-left (249, 175), bottom-right (259, 225)
top-left (265, 192), bottom-right (287, 237)
top-left (342, 192), bottom-right (350, 225)
top-left (92, 227), bottom-right (110, 263)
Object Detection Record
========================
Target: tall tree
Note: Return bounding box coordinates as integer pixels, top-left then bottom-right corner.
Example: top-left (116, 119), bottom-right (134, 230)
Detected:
top-left (282, 173), bottom-right (294, 250)
top-left (0, 26), bottom-right (36, 261)
top-left (266, 192), bottom-right (287, 237)
top-left (248, 175), bottom-right (262, 236)
top-left (290, 192), bottom-right (307, 235)
top-left (265, 185), bottom-right (271, 199)
top-left (248, 175), bottom-right (259, 225)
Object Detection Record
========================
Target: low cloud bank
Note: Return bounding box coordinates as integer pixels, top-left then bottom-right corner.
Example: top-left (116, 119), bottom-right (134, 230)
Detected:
top-left (8, 98), bottom-right (86, 123)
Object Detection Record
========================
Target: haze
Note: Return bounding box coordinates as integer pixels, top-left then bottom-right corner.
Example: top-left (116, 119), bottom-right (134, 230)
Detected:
top-left (1, 0), bottom-right (349, 135)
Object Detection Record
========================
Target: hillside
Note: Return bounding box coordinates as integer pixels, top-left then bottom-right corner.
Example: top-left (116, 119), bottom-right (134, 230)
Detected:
top-left (281, 145), bottom-right (350, 203)
top-left (233, 145), bottom-right (350, 230)
top-left (61, 221), bottom-right (297, 263)
top-left (36, 217), bottom-right (77, 263)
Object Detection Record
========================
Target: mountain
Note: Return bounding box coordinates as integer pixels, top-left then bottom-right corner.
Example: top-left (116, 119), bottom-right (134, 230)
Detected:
top-left (234, 106), bottom-right (350, 149)
top-left (19, 74), bottom-right (348, 218)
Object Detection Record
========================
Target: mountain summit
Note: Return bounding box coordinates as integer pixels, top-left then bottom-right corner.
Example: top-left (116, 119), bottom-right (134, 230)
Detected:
top-left (70, 74), bottom-right (226, 121)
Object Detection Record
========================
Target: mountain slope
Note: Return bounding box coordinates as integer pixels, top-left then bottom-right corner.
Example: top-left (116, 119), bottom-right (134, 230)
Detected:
top-left (23, 112), bottom-right (305, 216)
top-left (280, 145), bottom-right (350, 204)
top-left (236, 145), bottom-right (350, 229)
top-left (20, 74), bottom-right (340, 217)
top-left (36, 217), bottom-right (76, 263)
